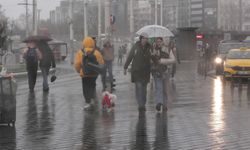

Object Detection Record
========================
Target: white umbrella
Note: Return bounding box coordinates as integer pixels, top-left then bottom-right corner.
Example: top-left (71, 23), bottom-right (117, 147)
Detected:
top-left (136, 25), bottom-right (174, 38)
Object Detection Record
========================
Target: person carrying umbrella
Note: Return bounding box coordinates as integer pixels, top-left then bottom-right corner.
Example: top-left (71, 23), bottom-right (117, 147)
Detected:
top-left (22, 40), bottom-right (42, 93)
top-left (124, 32), bottom-right (151, 112)
top-left (37, 41), bottom-right (56, 92)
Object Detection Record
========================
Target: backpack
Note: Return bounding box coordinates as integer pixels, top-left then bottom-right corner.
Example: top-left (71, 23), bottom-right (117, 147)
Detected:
top-left (26, 48), bottom-right (38, 64)
top-left (82, 49), bottom-right (99, 75)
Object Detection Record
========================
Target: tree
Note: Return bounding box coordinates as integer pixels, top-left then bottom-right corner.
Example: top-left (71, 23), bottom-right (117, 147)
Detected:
top-left (0, 5), bottom-right (8, 50)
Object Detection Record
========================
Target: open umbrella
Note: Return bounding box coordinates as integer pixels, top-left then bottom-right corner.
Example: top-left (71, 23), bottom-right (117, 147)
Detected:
top-left (136, 25), bottom-right (174, 38)
top-left (23, 35), bottom-right (52, 43)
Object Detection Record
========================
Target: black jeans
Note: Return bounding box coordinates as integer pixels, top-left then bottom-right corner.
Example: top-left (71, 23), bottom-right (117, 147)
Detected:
top-left (82, 77), bottom-right (97, 103)
top-left (27, 63), bottom-right (38, 91)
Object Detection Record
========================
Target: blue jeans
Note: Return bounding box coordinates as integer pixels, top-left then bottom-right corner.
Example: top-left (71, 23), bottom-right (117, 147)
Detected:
top-left (41, 67), bottom-right (50, 90)
top-left (135, 81), bottom-right (148, 108)
top-left (153, 75), bottom-right (168, 106)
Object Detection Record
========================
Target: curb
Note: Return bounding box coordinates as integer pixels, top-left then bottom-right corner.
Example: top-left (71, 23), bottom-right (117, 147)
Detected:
top-left (13, 69), bottom-right (55, 78)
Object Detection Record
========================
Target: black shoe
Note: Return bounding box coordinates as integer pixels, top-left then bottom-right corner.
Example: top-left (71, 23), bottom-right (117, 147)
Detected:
top-left (138, 106), bottom-right (146, 112)
top-left (43, 88), bottom-right (49, 92)
top-left (156, 103), bottom-right (162, 112)
top-left (29, 89), bottom-right (34, 93)
top-left (111, 83), bottom-right (116, 87)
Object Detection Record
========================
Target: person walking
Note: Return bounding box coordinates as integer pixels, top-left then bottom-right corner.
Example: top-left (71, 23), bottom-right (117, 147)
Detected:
top-left (37, 41), bottom-right (56, 92)
top-left (168, 41), bottom-right (180, 79)
top-left (124, 33), bottom-right (151, 112)
top-left (23, 41), bottom-right (42, 93)
top-left (118, 46), bottom-right (124, 65)
top-left (74, 37), bottom-right (104, 110)
top-left (151, 37), bottom-right (175, 112)
top-left (102, 41), bottom-right (115, 91)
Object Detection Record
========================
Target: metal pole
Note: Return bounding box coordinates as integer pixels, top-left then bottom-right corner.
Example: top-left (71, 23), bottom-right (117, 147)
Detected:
top-left (129, 0), bottom-right (134, 49)
top-left (37, 9), bottom-right (41, 27)
top-left (33, 0), bottom-right (37, 35)
top-left (239, 0), bottom-right (242, 31)
top-left (160, 0), bottom-right (163, 26)
top-left (84, 0), bottom-right (88, 37)
top-left (155, 0), bottom-right (158, 25)
top-left (25, 0), bottom-right (29, 37)
top-left (69, 0), bottom-right (74, 64)
top-left (98, 0), bottom-right (101, 43)
top-left (105, 0), bottom-right (110, 37)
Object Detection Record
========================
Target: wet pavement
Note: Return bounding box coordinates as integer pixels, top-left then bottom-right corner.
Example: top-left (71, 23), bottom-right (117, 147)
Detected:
top-left (1, 61), bottom-right (250, 150)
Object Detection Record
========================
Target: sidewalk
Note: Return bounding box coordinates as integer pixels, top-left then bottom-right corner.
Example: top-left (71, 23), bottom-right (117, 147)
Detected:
top-left (12, 61), bottom-right (74, 78)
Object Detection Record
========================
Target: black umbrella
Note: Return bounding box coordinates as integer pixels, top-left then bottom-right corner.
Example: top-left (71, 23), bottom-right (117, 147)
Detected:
top-left (23, 35), bottom-right (52, 43)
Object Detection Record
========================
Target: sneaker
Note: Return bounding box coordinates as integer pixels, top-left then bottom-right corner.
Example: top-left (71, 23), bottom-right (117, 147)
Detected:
top-left (43, 88), bottom-right (49, 92)
top-left (84, 103), bottom-right (92, 111)
top-left (156, 103), bottom-right (162, 112)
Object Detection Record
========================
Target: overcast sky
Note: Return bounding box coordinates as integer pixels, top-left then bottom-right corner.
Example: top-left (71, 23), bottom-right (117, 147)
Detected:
top-left (1, 0), bottom-right (61, 20)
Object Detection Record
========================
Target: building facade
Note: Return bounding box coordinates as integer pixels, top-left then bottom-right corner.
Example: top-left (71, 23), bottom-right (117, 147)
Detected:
top-left (178, 0), bottom-right (191, 28)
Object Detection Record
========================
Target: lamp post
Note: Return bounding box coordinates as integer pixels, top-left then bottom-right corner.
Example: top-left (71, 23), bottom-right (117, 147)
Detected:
top-left (84, 0), bottom-right (88, 37)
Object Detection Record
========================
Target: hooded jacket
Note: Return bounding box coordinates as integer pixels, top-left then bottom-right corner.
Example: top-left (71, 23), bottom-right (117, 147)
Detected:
top-left (74, 37), bottom-right (104, 78)
top-left (124, 41), bottom-right (151, 83)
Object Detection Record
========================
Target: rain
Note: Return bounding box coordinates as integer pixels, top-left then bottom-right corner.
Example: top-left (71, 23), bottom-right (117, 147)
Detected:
top-left (1, 0), bottom-right (250, 149)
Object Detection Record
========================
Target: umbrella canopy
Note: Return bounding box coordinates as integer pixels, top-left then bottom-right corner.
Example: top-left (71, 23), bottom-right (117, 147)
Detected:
top-left (23, 35), bottom-right (52, 43)
top-left (136, 25), bottom-right (174, 38)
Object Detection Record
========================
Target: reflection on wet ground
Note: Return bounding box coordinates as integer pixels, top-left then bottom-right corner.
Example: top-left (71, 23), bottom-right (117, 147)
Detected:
top-left (1, 61), bottom-right (250, 149)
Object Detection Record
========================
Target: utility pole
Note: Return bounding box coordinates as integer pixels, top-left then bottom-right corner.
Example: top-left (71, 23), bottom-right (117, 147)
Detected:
top-left (105, 0), bottom-right (111, 37)
top-left (155, 0), bottom-right (158, 25)
top-left (98, 0), bottom-right (101, 43)
top-left (32, 0), bottom-right (37, 35)
top-left (18, 0), bottom-right (30, 37)
top-left (26, 0), bottom-right (29, 37)
top-left (160, 0), bottom-right (163, 26)
top-left (84, 0), bottom-right (88, 37)
top-left (239, 0), bottom-right (243, 31)
top-left (37, 9), bottom-right (41, 27)
top-left (69, 0), bottom-right (74, 64)
top-left (130, 0), bottom-right (134, 47)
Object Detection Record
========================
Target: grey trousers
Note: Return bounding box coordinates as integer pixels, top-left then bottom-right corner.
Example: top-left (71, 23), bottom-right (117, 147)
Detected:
top-left (41, 67), bottom-right (50, 90)
top-left (135, 81), bottom-right (148, 108)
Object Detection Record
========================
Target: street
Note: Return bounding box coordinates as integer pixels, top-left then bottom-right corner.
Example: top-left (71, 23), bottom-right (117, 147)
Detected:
top-left (0, 61), bottom-right (250, 150)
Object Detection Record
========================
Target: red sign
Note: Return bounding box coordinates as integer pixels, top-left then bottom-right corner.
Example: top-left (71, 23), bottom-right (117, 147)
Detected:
top-left (196, 34), bottom-right (204, 39)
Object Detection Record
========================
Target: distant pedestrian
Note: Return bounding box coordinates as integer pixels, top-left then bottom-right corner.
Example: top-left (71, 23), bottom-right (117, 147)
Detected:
top-left (74, 37), bottom-right (104, 110)
top-left (118, 46), bottom-right (124, 65)
top-left (168, 41), bottom-right (180, 78)
top-left (23, 41), bottom-right (42, 93)
top-left (37, 41), bottom-right (56, 92)
top-left (92, 37), bottom-right (101, 52)
top-left (124, 33), bottom-right (151, 112)
top-left (102, 41), bottom-right (115, 91)
top-left (151, 37), bottom-right (175, 112)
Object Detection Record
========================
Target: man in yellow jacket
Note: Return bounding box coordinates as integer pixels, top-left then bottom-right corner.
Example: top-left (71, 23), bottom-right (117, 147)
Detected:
top-left (74, 37), bottom-right (104, 110)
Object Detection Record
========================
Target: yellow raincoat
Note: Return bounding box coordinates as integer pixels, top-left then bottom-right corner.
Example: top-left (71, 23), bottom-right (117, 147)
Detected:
top-left (74, 37), bottom-right (104, 77)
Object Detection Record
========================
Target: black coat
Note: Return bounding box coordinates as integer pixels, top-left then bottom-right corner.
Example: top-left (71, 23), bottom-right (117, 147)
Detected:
top-left (124, 41), bottom-right (151, 83)
top-left (39, 47), bottom-right (56, 68)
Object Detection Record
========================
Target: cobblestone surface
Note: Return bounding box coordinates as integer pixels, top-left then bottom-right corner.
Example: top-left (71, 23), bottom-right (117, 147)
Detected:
top-left (0, 61), bottom-right (250, 150)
